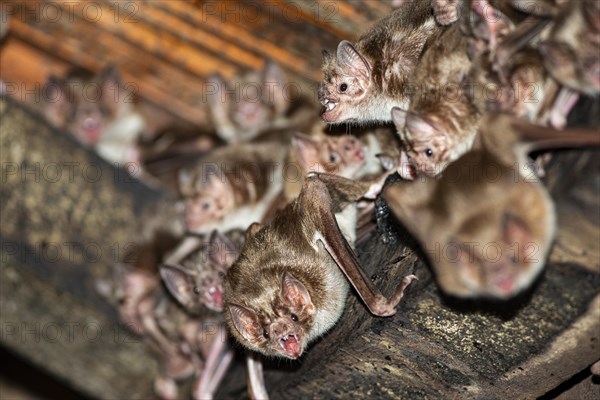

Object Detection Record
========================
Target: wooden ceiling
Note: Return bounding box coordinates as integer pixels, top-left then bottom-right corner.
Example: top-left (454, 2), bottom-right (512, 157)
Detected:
top-left (1, 0), bottom-right (395, 126)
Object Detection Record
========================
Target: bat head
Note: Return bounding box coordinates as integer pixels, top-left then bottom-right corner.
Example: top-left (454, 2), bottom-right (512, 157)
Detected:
top-left (160, 231), bottom-right (240, 313)
top-left (384, 150), bottom-right (555, 300)
top-left (207, 60), bottom-right (290, 142)
top-left (391, 107), bottom-right (453, 178)
top-left (178, 167), bottom-right (235, 233)
top-left (318, 41), bottom-right (373, 123)
top-left (225, 271), bottom-right (316, 359)
top-left (43, 66), bottom-right (131, 145)
top-left (291, 132), bottom-right (366, 178)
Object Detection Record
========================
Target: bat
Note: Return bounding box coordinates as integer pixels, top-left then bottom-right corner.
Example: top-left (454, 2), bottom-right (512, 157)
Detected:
top-left (391, 23), bottom-right (479, 178)
top-left (224, 173), bottom-right (417, 359)
top-left (207, 60), bottom-right (315, 143)
top-left (384, 113), bottom-right (600, 299)
top-left (178, 140), bottom-right (286, 234)
top-left (318, 0), bottom-right (439, 124)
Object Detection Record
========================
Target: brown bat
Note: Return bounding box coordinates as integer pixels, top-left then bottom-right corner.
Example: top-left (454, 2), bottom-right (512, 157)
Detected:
top-left (43, 66), bottom-right (146, 165)
top-left (207, 60), bottom-right (315, 143)
top-left (384, 113), bottom-right (600, 300)
top-left (537, 0), bottom-right (600, 96)
top-left (159, 231), bottom-right (271, 400)
top-left (224, 173), bottom-right (416, 359)
top-left (178, 140), bottom-right (286, 234)
top-left (160, 230), bottom-right (244, 314)
top-left (284, 122), bottom-right (395, 200)
top-left (318, 0), bottom-right (439, 124)
top-left (391, 23), bottom-right (480, 179)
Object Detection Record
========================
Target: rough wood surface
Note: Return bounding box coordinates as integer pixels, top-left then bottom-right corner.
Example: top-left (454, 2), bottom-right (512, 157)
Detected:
top-left (0, 96), bottom-right (162, 399)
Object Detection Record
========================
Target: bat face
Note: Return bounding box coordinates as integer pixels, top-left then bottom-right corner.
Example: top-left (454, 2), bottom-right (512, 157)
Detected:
top-left (384, 141), bottom-right (555, 300)
top-left (178, 168), bottom-right (235, 232)
top-left (43, 66), bottom-right (128, 146)
top-left (392, 108), bottom-right (455, 178)
top-left (291, 132), bottom-right (366, 178)
top-left (207, 61), bottom-right (289, 142)
top-left (227, 271), bottom-right (316, 359)
top-left (538, 0), bottom-right (600, 95)
top-left (318, 41), bottom-right (372, 123)
top-left (160, 231), bottom-right (241, 313)
top-left (437, 194), bottom-right (553, 299)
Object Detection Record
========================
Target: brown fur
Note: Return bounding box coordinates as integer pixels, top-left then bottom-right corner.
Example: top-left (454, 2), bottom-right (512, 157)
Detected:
top-left (392, 23), bottom-right (480, 178)
top-left (384, 113), bottom-right (600, 299)
top-left (178, 140), bottom-right (287, 234)
top-left (318, 0), bottom-right (440, 123)
top-left (224, 173), bottom-right (416, 359)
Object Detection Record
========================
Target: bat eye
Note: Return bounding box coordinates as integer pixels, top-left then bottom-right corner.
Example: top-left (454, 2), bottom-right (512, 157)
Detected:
top-left (202, 202), bottom-right (211, 210)
top-left (193, 286), bottom-right (201, 295)
top-left (263, 329), bottom-right (270, 339)
top-left (218, 271), bottom-right (225, 278)
top-left (339, 83), bottom-right (348, 92)
top-left (329, 152), bottom-right (340, 163)
top-left (425, 149), bottom-right (433, 157)
top-left (291, 313), bottom-right (298, 322)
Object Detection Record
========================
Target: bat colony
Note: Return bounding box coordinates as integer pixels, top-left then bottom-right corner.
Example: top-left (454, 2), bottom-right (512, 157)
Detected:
top-left (25, 0), bottom-right (598, 398)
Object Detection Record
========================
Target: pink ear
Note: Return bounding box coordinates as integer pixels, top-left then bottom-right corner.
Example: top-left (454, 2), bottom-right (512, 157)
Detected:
top-left (502, 214), bottom-right (533, 261)
top-left (291, 133), bottom-right (321, 173)
top-left (206, 73), bottom-right (231, 125)
top-left (262, 59), bottom-right (288, 114)
top-left (208, 230), bottom-right (239, 267)
top-left (391, 107), bottom-right (408, 130)
top-left (336, 40), bottom-right (371, 78)
top-left (405, 113), bottom-right (438, 140)
top-left (159, 264), bottom-right (196, 307)
top-left (205, 168), bottom-right (233, 198)
top-left (228, 304), bottom-right (261, 341)
top-left (280, 272), bottom-right (312, 308)
top-left (42, 76), bottom-right (70, 127)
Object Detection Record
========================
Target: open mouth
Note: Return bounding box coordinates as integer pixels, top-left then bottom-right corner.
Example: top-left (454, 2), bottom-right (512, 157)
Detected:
top-left (204, 286), bottom-right (224, 311)
top-left (321, 98), bottom-right (337, 111)
top-left (279, 333), bottom-right (302, 358)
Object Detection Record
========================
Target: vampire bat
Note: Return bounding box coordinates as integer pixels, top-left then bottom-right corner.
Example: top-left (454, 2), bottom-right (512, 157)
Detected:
top-left (318, 0), bottom-right (440, 124)
top-left (391, 23), bottom-right (480, 179)
top-left (384, 113), bottom-right (600, 300)
top-left (160, 230), bottom-right (244, 314)
top-left (178, 140), bottom-right (286, 234)
top-left (159, 231), bottom-right (271, 400)
top-left (207, 60), bottom-right (315, 143)
top-left (224, 173), bottom-right (416, 359)
top-left (43, 65), bottom-right (147, 165)
top-left (537, 0), bottom-right (600, 96)
top-left (283, 122), bottom-right (395, 200)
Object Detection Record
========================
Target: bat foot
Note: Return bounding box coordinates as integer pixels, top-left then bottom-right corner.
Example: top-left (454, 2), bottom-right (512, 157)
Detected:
top-left (154, 376), bottom-right (178, 400)
top-left (369, 274), bottom-right (418, 317)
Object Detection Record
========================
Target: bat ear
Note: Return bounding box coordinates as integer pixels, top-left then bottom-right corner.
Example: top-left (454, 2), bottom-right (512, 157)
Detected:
top-left (228, 304), bottom-right (261, 342)
top-left (205, 168), bottom-right (233, 197)
top-left (246, 223), bottom-right (263, 241)
top-left (502, 213), bottom-right (532, 261)
top-left (336, 40), bottom-right (371, 78)
top-left (160, 264), bottom-right (196, 307)
top-left (391, 107), bottom-right (408, 130)
top-left (376, 153), bottom-right (398, 171)
top-left (280, 271), bottom-right (312, 309)
top-left (208, 230), bottom-right (239, 267)
top-left (262, 59), bottom-right (288, 114)
top-left (405, 112), bottom-right (438, 140)
top-left (177, 168), bottom-right (195, 196)
top-left (206, 73), bottom-right (238, 141)
top-left (42, 76), bottom-right (70, 127)
top-left (100, 65), bottom-right (127, 114)
top-left (291, 132), bottom-right (321, 173)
